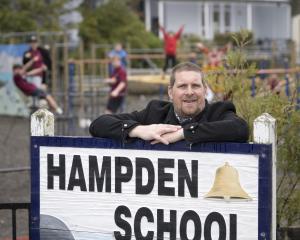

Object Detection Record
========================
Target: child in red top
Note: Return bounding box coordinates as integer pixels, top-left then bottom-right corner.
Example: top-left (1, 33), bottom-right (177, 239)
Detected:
top-left (104, 56), bottom-right (127, 114)
top-left (160, 24), bottom-right (184, 74)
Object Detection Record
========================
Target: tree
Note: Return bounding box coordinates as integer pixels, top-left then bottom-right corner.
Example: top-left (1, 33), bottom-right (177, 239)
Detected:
top-left (79, 0), bottom-right (161, 49)
top-left (0, 0), bottom-right (66, 33)
top-left (291, 0), bottom-right (300, 16)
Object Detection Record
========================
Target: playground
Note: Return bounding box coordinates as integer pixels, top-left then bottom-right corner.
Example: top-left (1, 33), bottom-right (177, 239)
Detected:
top-left (0, 31), bottom-right (300, 239)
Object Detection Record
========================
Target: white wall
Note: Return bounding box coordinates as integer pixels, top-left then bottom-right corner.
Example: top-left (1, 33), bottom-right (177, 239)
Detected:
top-left (164, 2), bottom-right (200, 35)
top-left (252, 3), bottom-right (291, 39)
top-left (292, 15), bottom-right (300, 63)
top-left (158, 1), bottom-right (291, 40)
top-left (231, 3), bottom-right (247, 32)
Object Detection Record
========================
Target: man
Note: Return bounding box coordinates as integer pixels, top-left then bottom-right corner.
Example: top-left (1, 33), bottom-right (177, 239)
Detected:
top-left (160, 24), bottom-right (184, 75)
top-left (23, 35), bottom-right (51, 88)
top-left (90, 62), bottom-right (248, 145)
top-left (104, 56), bottom-right (127, 114)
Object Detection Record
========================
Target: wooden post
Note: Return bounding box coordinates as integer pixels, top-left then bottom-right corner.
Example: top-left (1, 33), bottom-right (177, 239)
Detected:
top-left (271, 40), bottom-right (277, 68)
top-left (91, 43), bottom-right (96, 77)
top-left (289, 41), bottom-right (296, 67)
top-left (253, 113), bottom-right (276, 240)
top-left (126, 42), bottom-right (131, 76)
top-left (63, 32), bottom-right (69, 117)
top-left (51, 42), bottom-right (57, 94)
top-left (79, 40), bottom-right (85, 119)
top-left (31, 109), bottom-right (54, 136)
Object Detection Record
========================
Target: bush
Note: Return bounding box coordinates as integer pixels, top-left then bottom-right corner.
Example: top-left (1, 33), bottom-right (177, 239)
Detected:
top-left (207, 30), bottom-right (300, 228)
top-left (214, 30), bottom-right (254, 46)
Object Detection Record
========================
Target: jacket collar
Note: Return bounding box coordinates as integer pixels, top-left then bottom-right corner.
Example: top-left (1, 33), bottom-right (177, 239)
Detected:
top-left (165, 104), bottom-right (179, 125)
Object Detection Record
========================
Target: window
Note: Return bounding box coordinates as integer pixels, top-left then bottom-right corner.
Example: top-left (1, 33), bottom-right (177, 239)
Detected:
top-left (213, 4), bottom-right (220, 33)
top-left (225, 5), bottom-right (231, 32)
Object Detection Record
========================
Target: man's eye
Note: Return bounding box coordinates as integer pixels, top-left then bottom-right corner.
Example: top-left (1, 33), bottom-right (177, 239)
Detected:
top-left (193, 85), bottom-right (201, 89)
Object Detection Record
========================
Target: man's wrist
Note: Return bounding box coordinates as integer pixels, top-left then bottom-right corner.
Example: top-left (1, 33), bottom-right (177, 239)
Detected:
top-left (128, 125), bottom-right (142, 138)
top-left (178, 128), bottom-right (185, 140)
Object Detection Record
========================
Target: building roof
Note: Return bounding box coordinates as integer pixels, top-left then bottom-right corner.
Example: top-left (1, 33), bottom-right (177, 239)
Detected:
top-left (159, 0), bottom-right (290, 3)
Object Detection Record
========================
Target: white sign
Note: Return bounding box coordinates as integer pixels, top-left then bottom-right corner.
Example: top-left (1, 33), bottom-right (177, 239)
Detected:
top-left (40, 147), bottom-right (259, 240)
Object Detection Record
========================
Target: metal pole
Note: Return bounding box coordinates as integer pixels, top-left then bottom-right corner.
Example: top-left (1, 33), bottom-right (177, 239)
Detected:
top-left (296, 71), bottom-right (300, 110)
top-left (51, 42), bottom-right (57, 94)
top-left (79, 41), bottom-right (85, 124)
top-left (68, 62), bottom-right (76, 135)
top-left (63, 32), bottom-right (69, 135)
top-left (284, 58), bottom-right (290, 99)
top-left (12, 209), bottom-right (16, 240)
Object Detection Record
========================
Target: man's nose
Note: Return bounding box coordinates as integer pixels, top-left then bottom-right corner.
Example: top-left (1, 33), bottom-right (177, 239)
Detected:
top-left (186, 85), bottom-right (194, 95)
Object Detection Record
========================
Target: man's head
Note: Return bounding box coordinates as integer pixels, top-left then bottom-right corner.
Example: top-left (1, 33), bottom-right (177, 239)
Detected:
top-left (168, 62), bottom-right (207, 118)
top-left (28, 35), bottom-right (38, 50)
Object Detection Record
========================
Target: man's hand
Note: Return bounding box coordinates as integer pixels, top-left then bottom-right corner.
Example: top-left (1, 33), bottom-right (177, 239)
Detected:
top-left (129, 124), bottom-right (182, 145)
top-left (150, 128), bottom-right (184, 145)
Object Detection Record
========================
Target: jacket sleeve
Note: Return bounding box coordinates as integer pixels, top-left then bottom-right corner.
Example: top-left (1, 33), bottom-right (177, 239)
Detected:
top-left (23, 51), bottom-right (31, 65)
top-left (183, 102), bottom-right (249, 143)
top-left (89, 105), bottom-right (149, 141)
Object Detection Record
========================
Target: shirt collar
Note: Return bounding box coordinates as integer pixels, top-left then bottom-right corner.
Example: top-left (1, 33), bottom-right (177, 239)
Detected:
top-left (166, 100), bottom-right (209, 125)
top-left (174, 111), bottom-right (193, 125)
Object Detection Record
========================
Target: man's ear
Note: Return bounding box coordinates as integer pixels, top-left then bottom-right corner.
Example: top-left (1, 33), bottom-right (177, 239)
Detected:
top-left (168, 86), bottom-right (173, 100)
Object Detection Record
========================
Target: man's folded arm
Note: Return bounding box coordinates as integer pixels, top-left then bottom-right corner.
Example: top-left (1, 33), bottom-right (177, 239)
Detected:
top-left (89, 112), bottom-right (143, 140)
top-left (184, 112), bottom-right (249, 143)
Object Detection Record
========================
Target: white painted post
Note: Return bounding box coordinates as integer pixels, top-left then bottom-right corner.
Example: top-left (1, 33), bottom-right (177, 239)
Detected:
top-left (31, 108), bottom-right (54, 136)
top-left (158, 1), bottom-right (164, 39)
top-left (253, 113), bottom-right (276, 240)
top-left (246, 3), bottom-right (252, 32)
top-left (145, 0), bottom-right (151, 32)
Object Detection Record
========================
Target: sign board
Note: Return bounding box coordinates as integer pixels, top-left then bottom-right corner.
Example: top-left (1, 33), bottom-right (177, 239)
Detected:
top-left (31, 137), bottom-right (272, 240)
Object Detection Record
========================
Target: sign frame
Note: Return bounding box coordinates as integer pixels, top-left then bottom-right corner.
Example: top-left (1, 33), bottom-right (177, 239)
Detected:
top-left (30, 136), bottom-right (272, 240)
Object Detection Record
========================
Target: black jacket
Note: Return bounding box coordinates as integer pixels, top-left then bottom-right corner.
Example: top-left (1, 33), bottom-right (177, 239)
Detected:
top-left (89, 100), bottom-right (249, 143)
top-left (23, 47), bottom-right (52, 70)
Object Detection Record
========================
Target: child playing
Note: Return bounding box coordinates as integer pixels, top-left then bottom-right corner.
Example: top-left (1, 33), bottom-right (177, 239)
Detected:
top-left (13, 62), bottom-right (63, 115)
top-left (104, 56), bottom-right (127, 114)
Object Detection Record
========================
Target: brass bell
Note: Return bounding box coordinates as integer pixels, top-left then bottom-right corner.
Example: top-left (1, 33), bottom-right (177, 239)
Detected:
top-left (205, 162), bottom-right (252, 200)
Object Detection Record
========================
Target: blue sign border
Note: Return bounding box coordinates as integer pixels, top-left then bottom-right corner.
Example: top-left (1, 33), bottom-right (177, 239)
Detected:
top-left (31, 136), bottom-right (272, 240)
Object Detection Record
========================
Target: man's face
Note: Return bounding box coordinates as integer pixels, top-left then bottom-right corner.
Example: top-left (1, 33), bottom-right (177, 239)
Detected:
top-left (168, 70), bottom-right (207, 118)
top-left (30, 41), bottom-right (38, 50)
